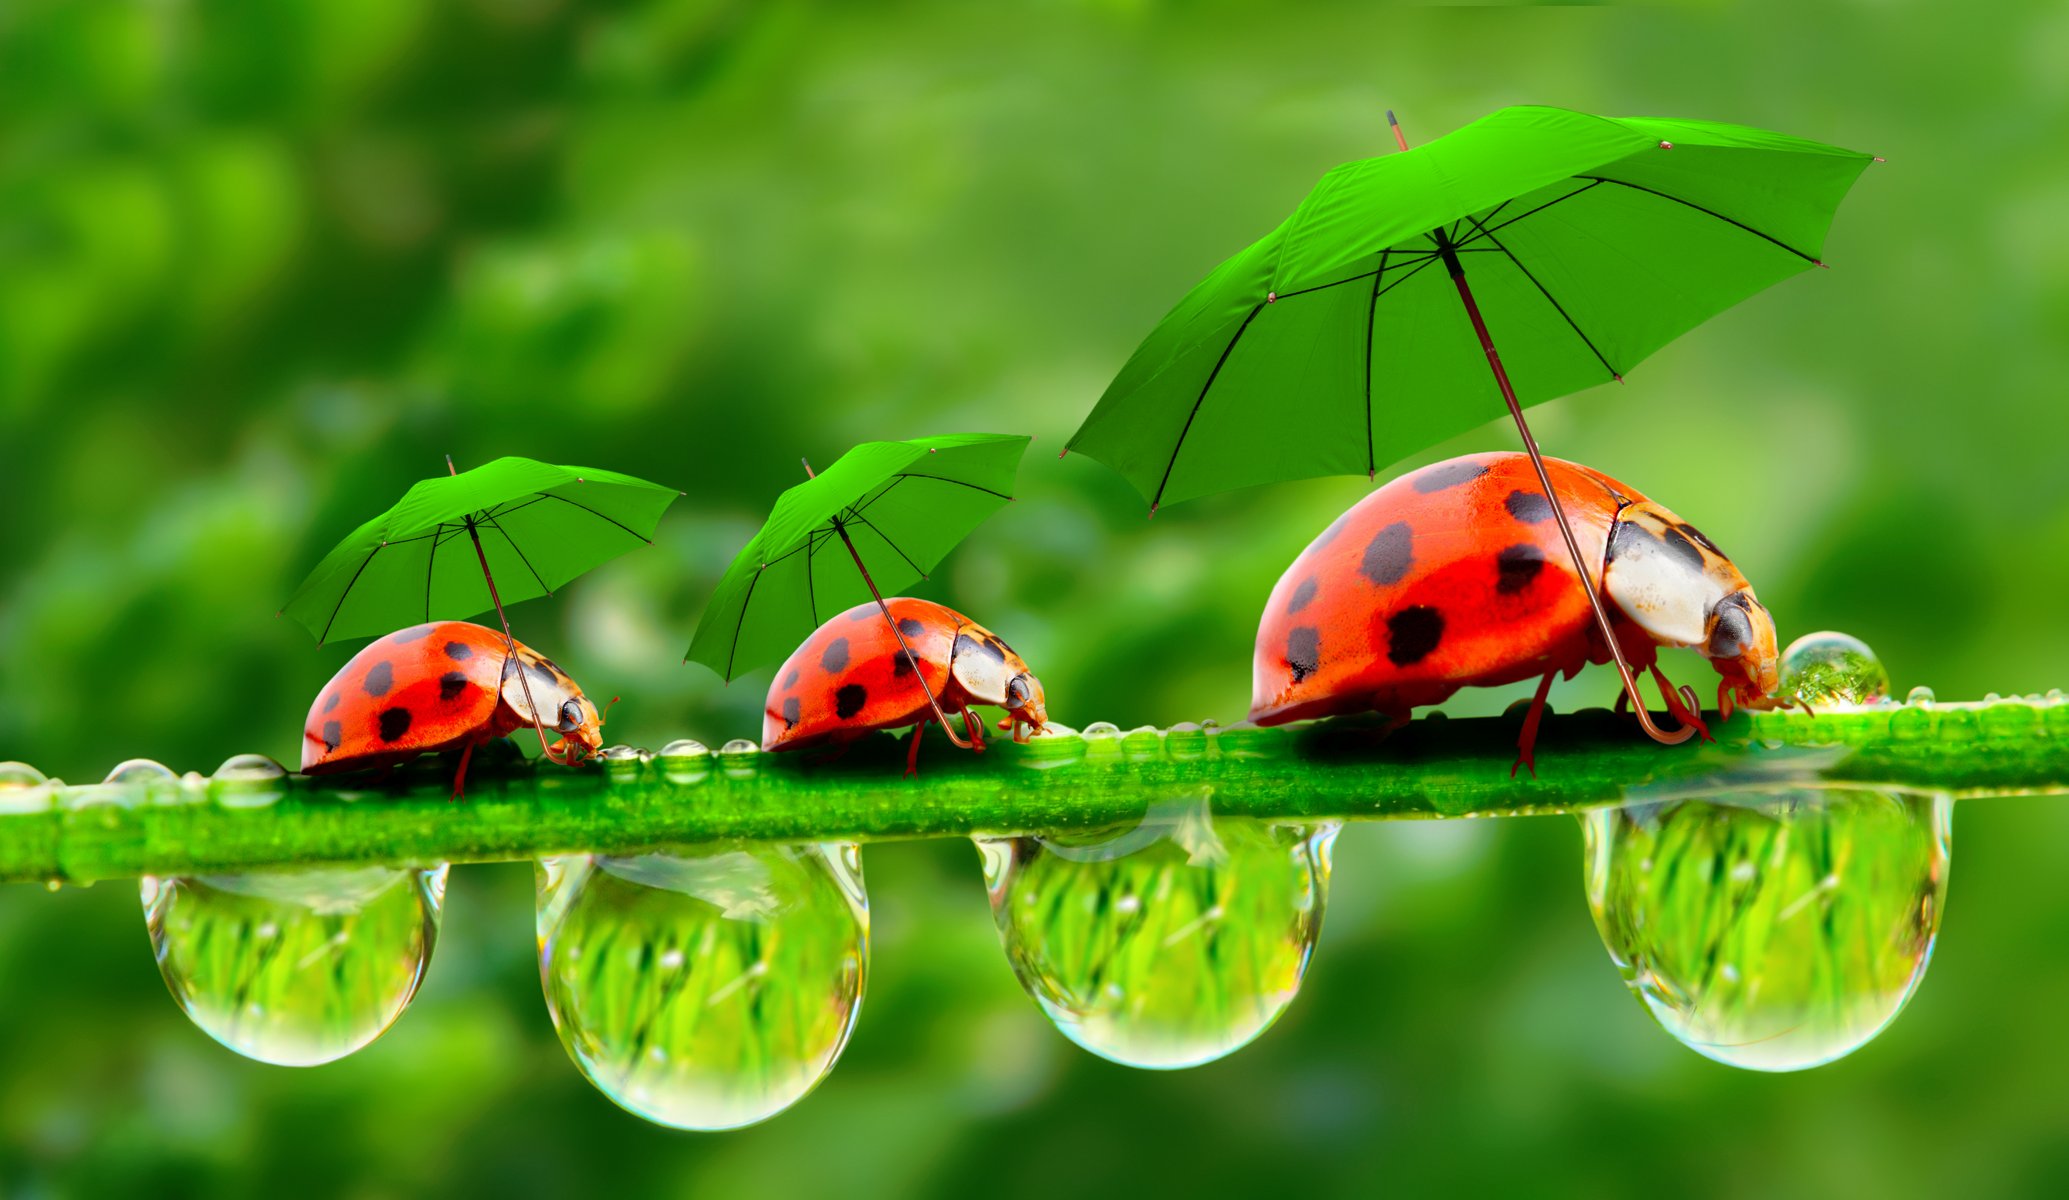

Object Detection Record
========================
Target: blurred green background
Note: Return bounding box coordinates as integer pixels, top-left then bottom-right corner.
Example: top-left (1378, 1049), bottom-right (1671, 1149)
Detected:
top-left (5, 0), bottom-right (2069, 1195)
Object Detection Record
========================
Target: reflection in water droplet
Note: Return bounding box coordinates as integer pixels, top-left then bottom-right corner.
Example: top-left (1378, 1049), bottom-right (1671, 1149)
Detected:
top-left (1582, 789), bottom-right (1948, 1072)
top-left (536, 843), bottom-right (868, 1130)
top-left (977, 797), bottom-right (1335, 1070)
top-left (1779, 632), bottom-right (1890, 708)
top-left (143, 865), bottom-right (447, 1066)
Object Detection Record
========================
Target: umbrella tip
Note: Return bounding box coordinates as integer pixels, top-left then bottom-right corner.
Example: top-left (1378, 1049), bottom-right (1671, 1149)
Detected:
top-left (1058, 447), bottom-right (1069, 459)
top-left (1815, 260), bottom-right (1830, 270)
top-left (1148, 503), bottom-right (1158, 519)
top-left (1873, 156), bottom-right (1886, 163)
top-left (1386, 109), bottom-right (1398, 126)
top-left (1613, 374), bottom-right (1624, 384)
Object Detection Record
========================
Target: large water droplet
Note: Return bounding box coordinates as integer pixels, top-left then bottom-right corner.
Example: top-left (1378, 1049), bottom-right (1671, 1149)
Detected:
top-left (1582, 788), bottom-right (1948, 1072)
top-left (1779, 631), bottom-right (1890, 708)
top-left (536, 843), bottom-right (869, 1130)
top-left (143, 865), bottom-right (447, 1066)
top-left (977, 796), bottom-right (1335, 1070)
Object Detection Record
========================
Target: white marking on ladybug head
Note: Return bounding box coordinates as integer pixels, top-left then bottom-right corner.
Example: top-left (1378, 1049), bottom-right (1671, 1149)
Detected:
top-left (1603, 506), bottom-right (1733, 648)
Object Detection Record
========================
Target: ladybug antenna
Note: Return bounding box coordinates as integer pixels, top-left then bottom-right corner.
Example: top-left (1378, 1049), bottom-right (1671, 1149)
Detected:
top-left (601, 695), bottom-right (622, 722)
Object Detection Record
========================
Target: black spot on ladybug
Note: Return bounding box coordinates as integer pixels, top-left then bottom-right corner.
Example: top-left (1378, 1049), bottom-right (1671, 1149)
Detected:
top-left (378, 707), bottom-right (413, 742)
top-left (820, 637), bottom-right (851, 674)
top-left (1605, 520), bottom-right (1652, 564)
top-left (1504, 489), bottom-right (1553, 524)
top-left (893, 649), bottom-right (918, 678)
top-left (955, 633), bottom-right (1007, 668)
top-left (1286, 626), bottom-right (1321, 683)
top-left (1386, 607), bottom-right (1445, 666)
top-left (783, 667), bottom-right (800, 690)
top-left (897, 618), bottom-right (925, 637)
top-left (1286, 577), bottom-right (1318, 615)
top-left (1361, 522), bottom-right (1414, 586)
top-left (439, 671), bottom-right (469, 701)
top-left (1496, 544), bottom-right (1546, 594)
top-left (781, 695), bottom-right (801, 730)
top-left (1411, 459), bottom-right (1489, 493)
top-left (320, 720), bottom-right (342, 753)
top-left (363, 661), bottom-right (394, 697)
top-left (322, 691), bottom-right (340, 714)
top-left (835, 684), bottom-right (868, 720)
top-left (390, 624), bottom-right (434, 644)
top-left (444, 641), bottom-right (474, 662)
top-left (1678, 522), bottom-right (1721, 555)
top-left (1659, 526), bottom-right (1707, 573)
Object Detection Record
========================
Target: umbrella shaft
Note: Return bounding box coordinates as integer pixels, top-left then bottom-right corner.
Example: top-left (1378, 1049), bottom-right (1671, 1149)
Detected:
top-left (461, 511), bottom-right (559, 762)
top-left (829, 519), bottom-right (973, 750)
top-left (1443, 260), bottom-right (1693, 747)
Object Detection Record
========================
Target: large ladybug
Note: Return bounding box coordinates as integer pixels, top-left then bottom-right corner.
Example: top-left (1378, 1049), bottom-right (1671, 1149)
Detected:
top-left (764, 598), bottom-right (1049, 775)
top-left (1250, 452), bottom-right (1782, 774)
top-left (303, 621), bottom-right (606, 796)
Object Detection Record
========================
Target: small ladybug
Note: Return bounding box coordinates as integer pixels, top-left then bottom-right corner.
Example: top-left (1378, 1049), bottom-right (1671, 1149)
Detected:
top-left (764, 598), bottom-right (1049, 775)
top-left (303, 621), bottom-right (606, 797)
top-left (1250, 452), bottom-right (1782, 775)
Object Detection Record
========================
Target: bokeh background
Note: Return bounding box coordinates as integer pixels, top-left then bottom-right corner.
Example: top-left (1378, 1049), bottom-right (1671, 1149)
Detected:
top-left (4, 0), bottom-right (2068, 1195)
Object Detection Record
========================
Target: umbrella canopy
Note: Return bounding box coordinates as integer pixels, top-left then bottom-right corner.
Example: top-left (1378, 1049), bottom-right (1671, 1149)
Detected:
top-left (687, 433), bottom-right (1030, 681)
top-left (283, 457), bottom-right (681, 645)
top-left (1066, 105), bottom-right (1873, 510)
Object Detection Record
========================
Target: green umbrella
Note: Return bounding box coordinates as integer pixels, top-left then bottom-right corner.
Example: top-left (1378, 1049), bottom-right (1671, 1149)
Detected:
top-left (283, 455), bottom-right (681, 757)
top-left (1065, 105), bottom-right (1873, 740)
top-left (686, 433), bottom-right (1030, 748)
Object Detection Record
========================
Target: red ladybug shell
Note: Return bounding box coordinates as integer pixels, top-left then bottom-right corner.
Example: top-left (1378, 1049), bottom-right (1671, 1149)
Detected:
top-left (1251, 452), bottom-right (1653, 726)
top-left (302, 621), bottom-right (586, 773)
top-left (763, 598), bottom-right (1027, 750)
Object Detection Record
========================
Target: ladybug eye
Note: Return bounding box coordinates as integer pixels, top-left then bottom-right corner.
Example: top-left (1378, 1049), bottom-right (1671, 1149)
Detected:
top-left (558, 699), bottom-right (584, 731)
top-left (1707, 596), bottom-right (1754, 660)
top-left (1006, 675), bottom-right (1031, 709)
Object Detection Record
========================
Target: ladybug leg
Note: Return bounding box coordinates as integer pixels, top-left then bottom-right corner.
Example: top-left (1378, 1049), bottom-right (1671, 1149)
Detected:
top-left (1717, 679), bottom-right (1737, 723)
top-left (905, 721), bottom-right (926, 777)
top-left (960, 706), bottom-right (988, 753)
top-left (1511, 671), bottom-right (1556, 779)
top-left (450, 740), bottom-right (476, 802)
top-left (1648, 665), bottom-right (1713, 743)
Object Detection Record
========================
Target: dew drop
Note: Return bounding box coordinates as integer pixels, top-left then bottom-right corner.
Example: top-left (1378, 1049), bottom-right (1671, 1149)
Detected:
top-left (1778, 632), bottom-right (1890, 709)
top-left (976, 797), bottom-right (1335, 1070)
top-left (1906, 685), bottom-right (1937, 706)
top-left (1582, 788), bottom-right (1948, 1072)
top-left (143, 864), bottom-right (447, 1066)
top-left (658, 738), bottom-right (710, 758)
top-left (536, 843), bottom-right (869, 1130)
top-left (0, 762), bottom-right (55, 815)
top-left (1080, 722), bottom-right (1121, 739)
top-left (718, 738), bottom-right (760, 755)
top-left (213, 754), bottom-right (287, 783)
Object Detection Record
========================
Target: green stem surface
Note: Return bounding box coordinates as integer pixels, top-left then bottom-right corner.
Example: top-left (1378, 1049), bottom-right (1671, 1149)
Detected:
top-left (5, 698), bottom-right (2065, 884)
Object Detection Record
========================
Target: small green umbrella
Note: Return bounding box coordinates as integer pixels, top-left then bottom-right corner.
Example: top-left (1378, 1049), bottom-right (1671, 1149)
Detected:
top-left (686, 433), bottom-right (1030, 747)
top-left (283, 455), bottom-right (681, 757)
top-left (1065, 105), bottom-right (1874, 740)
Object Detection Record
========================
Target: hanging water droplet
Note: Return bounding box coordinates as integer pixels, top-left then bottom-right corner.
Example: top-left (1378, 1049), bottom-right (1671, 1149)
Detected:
top-left (1582, 788), bottom-right (1948, 1072)
top-left (976, 796), bottom-right (1335, 1071)
top-left (1778, 632), bottom-right (1890, 708)
top-left (536, 842), bottom-right (868, 1130)
top-left (143, 864), bottom-right (447, 1066)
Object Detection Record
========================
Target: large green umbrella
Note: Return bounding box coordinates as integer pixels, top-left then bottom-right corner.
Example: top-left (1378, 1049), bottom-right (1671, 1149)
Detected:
top-left (686, 433), bottom-right (1030, 747)
top-left (283, 455), bottom-right (681, 757)
top-left (1065, 105), bottom-right (1873, 740)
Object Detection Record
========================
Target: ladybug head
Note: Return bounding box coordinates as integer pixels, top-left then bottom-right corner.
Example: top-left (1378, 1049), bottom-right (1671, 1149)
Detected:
top-left (1003, 670), bottom-right (1049, 744)
top-left (502, 645), bottom-right (606, 766)
top-left (1704, 589), bottom-right (1781, 716)
top-left (546, 692), bottom-right (607, 765)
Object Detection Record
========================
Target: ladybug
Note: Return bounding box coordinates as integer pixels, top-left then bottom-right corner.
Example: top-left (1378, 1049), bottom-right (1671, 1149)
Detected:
top-left (1249, 452), bottom-right (1782, 775)
top-left (302, 621), bottom-right (606, 797)
top-left (764, 598), bottom-right (1049, 775)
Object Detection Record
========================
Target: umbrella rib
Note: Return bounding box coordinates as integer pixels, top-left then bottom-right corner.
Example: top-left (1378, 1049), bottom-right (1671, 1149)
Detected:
top-left (1151, 301), bottom-right (1265, 511)
top-left (1453, 179), bottom-right (1605, 249)
top-left (425, 523), bottom-right (441, 622)
top-left (843, 512), bottom-right (928, 580)
top-left (1269, 250), bottom-right (1437, 303)
top-left (806, 532), bottom-right (819, 626)
top-left (1461, 213), bottom-right (1621, 380)
top-left (1577, 176), bottom-right (1822, 265)
top-left (881, 473), bottom-right (1015, 503)
top-left (530, 491), bottom-right (653, 544)
top-left (483, 512), bottom-right (553, 598)
top-left (319, 544), bottom-right (384, 645)
top-left (1364, 247), bottom-right (1389, 478)
top-left (724, 562), bottom-right (763, 681)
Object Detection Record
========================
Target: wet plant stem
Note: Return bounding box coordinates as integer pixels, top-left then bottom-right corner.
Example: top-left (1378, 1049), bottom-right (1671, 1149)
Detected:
top-left (4, 698), bottom-right (2065, 885)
